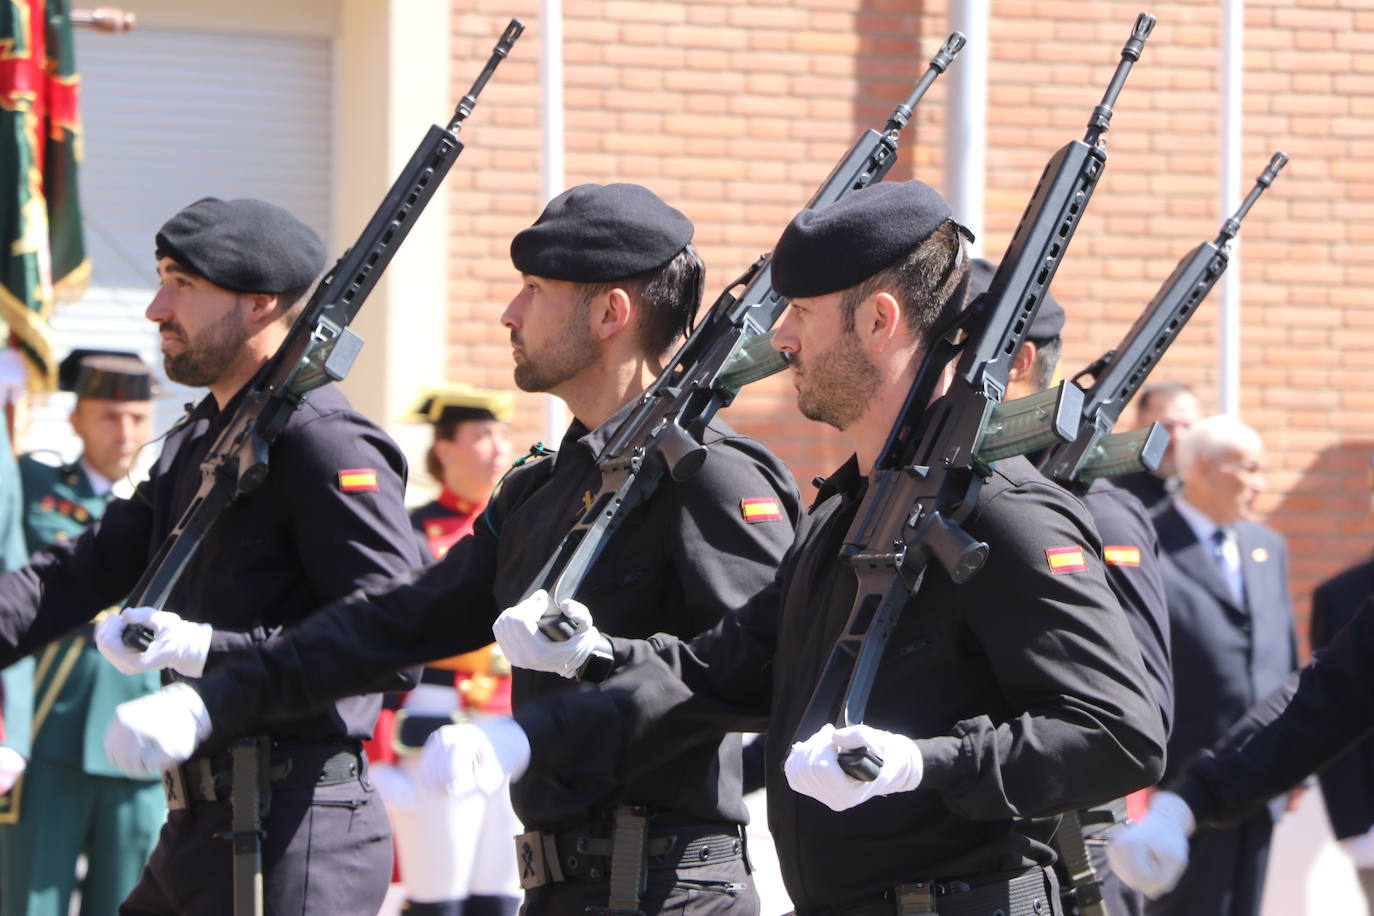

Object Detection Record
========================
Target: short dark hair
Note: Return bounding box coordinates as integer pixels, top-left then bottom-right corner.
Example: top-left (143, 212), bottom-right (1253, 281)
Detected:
top-left (836, 221), bottom-right (968, 347)
top-left (424, 417), bottom-right (464, 485)
top-left (576, 244), bottom-right (705, 357)
top-left (1136, 381), bottom-right (1194, 421)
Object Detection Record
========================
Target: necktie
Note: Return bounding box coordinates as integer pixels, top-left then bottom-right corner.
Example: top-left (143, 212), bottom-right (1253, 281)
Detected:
top-left (1210, 528), bottom-right (1243, 604)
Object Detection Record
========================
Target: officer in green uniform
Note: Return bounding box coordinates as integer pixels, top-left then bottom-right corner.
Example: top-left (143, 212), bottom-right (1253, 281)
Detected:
top-left (0, 350), bottom-right (165, 916)
top-left (0, 414), bottom-right (31, 799)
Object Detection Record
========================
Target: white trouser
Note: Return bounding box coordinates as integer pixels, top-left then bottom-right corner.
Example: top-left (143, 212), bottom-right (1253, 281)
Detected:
top-left (381, 685), bottom-right (525, 902)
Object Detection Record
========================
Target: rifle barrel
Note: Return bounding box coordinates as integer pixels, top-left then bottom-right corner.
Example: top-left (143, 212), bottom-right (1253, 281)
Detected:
top-left (450, 19), bottom-right (525, 131)
top-left (1085, 12), bottom-right (1155, 144)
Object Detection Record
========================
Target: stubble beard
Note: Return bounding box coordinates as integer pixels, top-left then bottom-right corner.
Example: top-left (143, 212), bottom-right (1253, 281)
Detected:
top-left (795, 330), bottom-right (880, 431)
top-left (511, 323), bottom-right (599, 394)
top-left (163, 306), bottom-right (250, 388)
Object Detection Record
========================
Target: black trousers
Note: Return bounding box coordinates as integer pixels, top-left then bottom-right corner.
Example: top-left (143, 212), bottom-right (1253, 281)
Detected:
top-left (119, 772), bottom-right (392, 915)
top-left (520, 857), bottom-right (759, 916)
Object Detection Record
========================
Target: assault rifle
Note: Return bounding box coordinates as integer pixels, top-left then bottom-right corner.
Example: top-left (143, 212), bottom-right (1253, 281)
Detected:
top-left (535, 33), bottom-right (967, 644)
top-left (1037, 151), bottom-right (1288, 490)
top-left (122, 22), bottom-right (523, 655)
top-left (790, 13), bottom-right (1156, 780)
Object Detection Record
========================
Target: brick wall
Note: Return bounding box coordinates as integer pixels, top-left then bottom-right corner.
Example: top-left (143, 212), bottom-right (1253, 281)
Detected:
top-left (447, 0), bottom-right (1374, 647)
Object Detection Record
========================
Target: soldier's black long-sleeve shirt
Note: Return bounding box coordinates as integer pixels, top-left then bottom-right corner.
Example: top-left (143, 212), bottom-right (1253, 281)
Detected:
top-left (194, 404), bottom-right (801, 828)
top-left (1176, 596), bottom-right (1374, 828)
top-left (513, 454), bottom-right (1166, 911)
top-left (0, 383), bottom-right (422, 755)
top-left (1088, 479), bottom-right (1172, 735)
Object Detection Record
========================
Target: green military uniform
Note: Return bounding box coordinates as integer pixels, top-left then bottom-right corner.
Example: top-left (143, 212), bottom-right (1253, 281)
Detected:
top-left (0, 352), bottom-right (165, 916)
top-left (0, 419), bottom-right (33, 790)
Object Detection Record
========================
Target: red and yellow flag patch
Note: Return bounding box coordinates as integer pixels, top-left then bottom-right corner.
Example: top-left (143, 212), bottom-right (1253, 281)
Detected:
top-left (1103, 545), bottom-right (1142, 567)
top-left (338, 468), bottom-right (379, 492)
top-left (1045, 545), bottom-right (1088, 574)
top-left (740, 497), bottom-right (782, 523)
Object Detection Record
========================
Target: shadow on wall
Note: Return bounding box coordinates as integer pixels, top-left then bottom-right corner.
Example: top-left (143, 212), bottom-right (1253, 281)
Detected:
top-left (1268, 438), bottom-right (1374, 658)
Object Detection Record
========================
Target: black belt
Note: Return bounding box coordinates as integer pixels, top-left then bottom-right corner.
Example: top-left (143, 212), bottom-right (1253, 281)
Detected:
top-left (162, 739), bottom-right (364, 810)
top-left (799, 867), bottom-right (1060, 916)
top-left (515, 821), bottom-right (746, 890)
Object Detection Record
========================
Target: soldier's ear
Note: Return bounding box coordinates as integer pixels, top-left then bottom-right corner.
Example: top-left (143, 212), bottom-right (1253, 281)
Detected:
top-left (592, 286), bottom-right (634, 343)
top-left (861, 291), bottom-right (902, 354)
top-left (1007, 341), bottom-right (1037, 383)
top-left (243, 292), bottom-right (281, 327)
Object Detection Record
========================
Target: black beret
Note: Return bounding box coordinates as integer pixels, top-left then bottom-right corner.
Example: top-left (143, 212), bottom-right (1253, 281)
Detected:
top-left (771, 180), bottom-right (955, 299)
top-left (510, 183), bottom-right (693, 283)
top-left (966, 258), bottom-right (1065, 341)
top-left (155, 197), bottom-right (326, 294)
top-left (59, 349), bottom-right (152, 401)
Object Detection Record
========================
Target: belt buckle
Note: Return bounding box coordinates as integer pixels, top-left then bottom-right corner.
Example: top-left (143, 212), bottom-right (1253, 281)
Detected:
top-left (162, 765), bottom-right (189, 811)
top-left (893, 881), bottom-right (939, 916)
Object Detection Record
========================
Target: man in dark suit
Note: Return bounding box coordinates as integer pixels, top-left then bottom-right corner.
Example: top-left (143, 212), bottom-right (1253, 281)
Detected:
top-left (1113, 382), bottom-right (1201, 514)
top-left (1146, 414), bottom-right (1297, 916)
top-left (1310, 550), bottom-right (1374, 904)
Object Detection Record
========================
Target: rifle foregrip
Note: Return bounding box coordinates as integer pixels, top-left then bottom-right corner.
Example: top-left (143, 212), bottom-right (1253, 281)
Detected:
top-left (838, 746), bottom-right (884, 782)
top-left (122, 622), bottom-right (154, 652)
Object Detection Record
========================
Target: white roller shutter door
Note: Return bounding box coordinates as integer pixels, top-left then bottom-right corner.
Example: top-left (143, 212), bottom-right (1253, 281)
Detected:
top-left (25, 25), bottom-right (332, 466)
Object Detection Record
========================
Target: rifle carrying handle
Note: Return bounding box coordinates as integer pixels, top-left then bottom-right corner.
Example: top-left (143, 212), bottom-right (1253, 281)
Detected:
top-left (838, 746), bottom-right (884, 782)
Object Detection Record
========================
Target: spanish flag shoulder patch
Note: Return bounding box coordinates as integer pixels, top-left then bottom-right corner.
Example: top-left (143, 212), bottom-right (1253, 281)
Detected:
top-left (1103, 545), bottom-right (1142, 567)
top-left (740, 497), bottom-right (782, 523)
top-left (1045, 545), bottom-right (1088, 574)
top-left (339, 468), bottom-right (379, 492)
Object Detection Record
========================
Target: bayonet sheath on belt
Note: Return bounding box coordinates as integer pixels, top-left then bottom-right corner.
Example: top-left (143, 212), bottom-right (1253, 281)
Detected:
top-left (602, 806), bottom-right (651, 916)
top-left (226, 738), bottom-right (271, 916)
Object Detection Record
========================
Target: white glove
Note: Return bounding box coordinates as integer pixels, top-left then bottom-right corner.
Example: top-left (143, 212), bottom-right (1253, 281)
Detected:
top-left (103, 682), bottom-right (212, 777)
top-left (493, 590), bottom-right (599, 678)
top-left (369, 762), bottom-right (416, 808)
top-left (95, 607), bottom-right (213, 678)
top-left (0, 747), bottom-right (25, 795)
top-left (417, 717), bottom-right (530, 797)
top-left (783, 723), bottom-right (924, 812)
top-left (1106, 790), bottom-right (1196, 898)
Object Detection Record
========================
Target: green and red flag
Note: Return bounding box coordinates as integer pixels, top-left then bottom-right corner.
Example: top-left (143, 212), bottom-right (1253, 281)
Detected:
top-left (0, 0), bottom-right (88, 391)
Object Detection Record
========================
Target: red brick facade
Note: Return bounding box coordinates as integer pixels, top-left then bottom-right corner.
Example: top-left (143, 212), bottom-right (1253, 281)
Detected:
top-left (446, 0), bottom-right (1374, 646)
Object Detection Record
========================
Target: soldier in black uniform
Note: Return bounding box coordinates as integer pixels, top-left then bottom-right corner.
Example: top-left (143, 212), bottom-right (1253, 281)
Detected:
top-left (102, 184), bottom-right (802, 915)
top-left (980, 257), bottom-right (1171, 916)
top-left (1107, 595), bottom-right (1374, 900)
top-left (0, 197), bottom-right (422, 914)
top-left (488, 181), bottom-right (1166, 915)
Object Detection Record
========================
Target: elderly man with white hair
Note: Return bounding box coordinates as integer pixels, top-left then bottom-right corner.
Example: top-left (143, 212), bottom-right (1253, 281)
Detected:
top-left (1115, 414), bottom-right (1298, 916)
